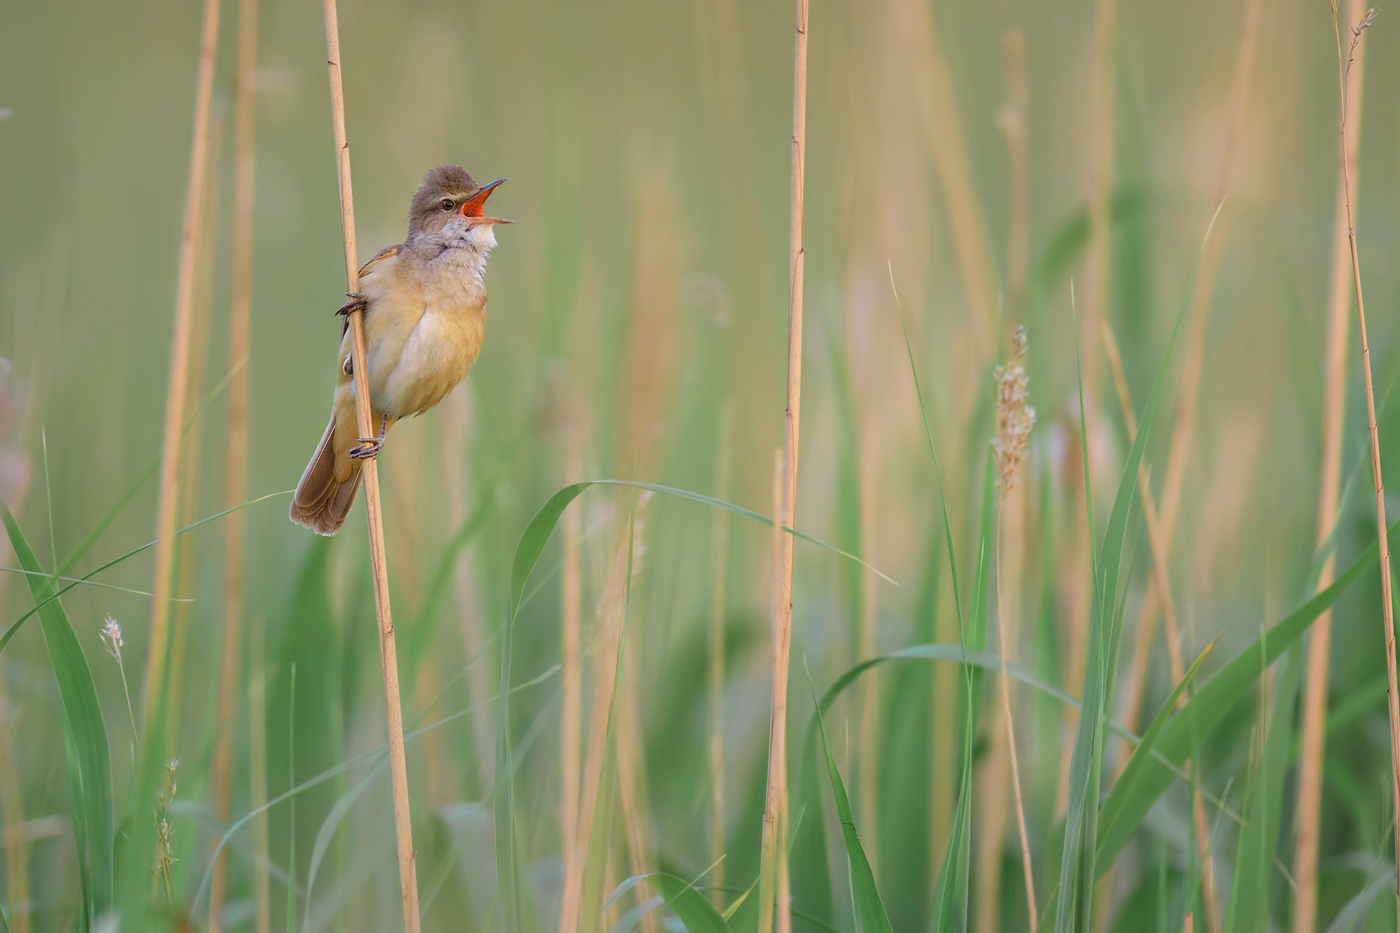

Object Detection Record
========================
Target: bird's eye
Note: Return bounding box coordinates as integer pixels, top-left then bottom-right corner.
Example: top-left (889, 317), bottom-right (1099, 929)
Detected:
top-left (439, 198), bottom-right (455, 212)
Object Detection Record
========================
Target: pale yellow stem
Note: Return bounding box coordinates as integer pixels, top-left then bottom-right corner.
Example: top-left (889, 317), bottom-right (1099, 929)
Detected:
top-left (320, 1), bottom-right (420, 925)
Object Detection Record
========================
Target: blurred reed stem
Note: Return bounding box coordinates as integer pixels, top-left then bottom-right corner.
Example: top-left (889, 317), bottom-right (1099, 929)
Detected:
top-left (1080, 0), bottom-right (1115, 396)
top-left (442, 386), bottom-right (493, 792)
top-left (856, 436), bottom-right (880, 878)
top-left (142, 0), bottom-right (221, 731)
top-left (905, 0), bottom-right (996, 358)
top-left (758, 0), bottom-right (807, 926)
top-left (1294, 0), bottom-right (1366, 926)
top-left (0, 691), bottom-right (29, 933)
top-left (250, 615), bottom-right (271, 933)
top-left (709, 403), bottom-right (733, 905)
top-left (997, 30), bottom-right (1028, 324)
top-left (1101, 315), bottom-right (1221, 933)
top-left (209, 0), bottom-right (258, 924)
top-left (1328, 5), bottom-right (1400, 921)
top-left (320, 1), bottom-right (421, 926)
top-left (167, 102), bottom-right (224, 751)
top-left (557, 427), bottom-right (583, 931)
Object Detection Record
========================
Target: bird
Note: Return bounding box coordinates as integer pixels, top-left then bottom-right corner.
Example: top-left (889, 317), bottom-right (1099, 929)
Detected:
top-left (290, 165), bottom-right (509, 535)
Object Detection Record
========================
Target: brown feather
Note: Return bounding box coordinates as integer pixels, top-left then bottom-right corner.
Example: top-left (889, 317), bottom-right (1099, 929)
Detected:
top-left (289, 415), bottom-right (364, 535)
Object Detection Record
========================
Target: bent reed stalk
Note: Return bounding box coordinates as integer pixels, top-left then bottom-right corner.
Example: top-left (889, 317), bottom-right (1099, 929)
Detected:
top-left (320, 1), bottom-right (422, 928)
top-left (758, 0), bottom-right (808, 929)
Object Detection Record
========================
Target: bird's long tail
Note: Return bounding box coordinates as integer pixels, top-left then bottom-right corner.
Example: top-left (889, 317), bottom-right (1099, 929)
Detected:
top-left (289, 416), bottom-right (362, 535)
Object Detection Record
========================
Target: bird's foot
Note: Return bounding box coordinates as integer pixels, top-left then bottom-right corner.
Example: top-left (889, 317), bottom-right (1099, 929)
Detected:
top-left (350, 415), bottom-right (389, 460)
top-left (336, 292), bottom-right (368, 317)
top-left (349, 438), bottom-right (382, 459)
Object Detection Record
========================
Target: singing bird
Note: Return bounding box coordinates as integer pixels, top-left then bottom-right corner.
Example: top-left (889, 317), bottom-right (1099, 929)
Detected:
top-left (290, 165), bottom-right (509, 535)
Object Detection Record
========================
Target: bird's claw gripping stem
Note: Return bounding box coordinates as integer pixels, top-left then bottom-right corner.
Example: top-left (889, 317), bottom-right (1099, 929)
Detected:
top-left (336, 292), bottom-right (368, 317)
top-left (350, 415), bottom-right (388, 460)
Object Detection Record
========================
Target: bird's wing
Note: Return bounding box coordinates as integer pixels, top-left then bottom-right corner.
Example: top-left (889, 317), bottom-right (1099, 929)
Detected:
top-left (358, 244), bottom-right (402, 279)
top-left (340, 244), bottom-right (404, 337)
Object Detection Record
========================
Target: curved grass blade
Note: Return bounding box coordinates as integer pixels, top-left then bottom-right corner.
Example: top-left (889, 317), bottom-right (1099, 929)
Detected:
top-left (0, 490), bottom-right (290, 656)
top-left (1093, 519), bottom-right (1400, 874)
top-left (805, 662), bottom-right (894, 933)
top-left (494, 478), bottom-right (901, 930)
top-left (650, 872), bottom-right (735, 933)
top-left (1, 503), bottom-right (113, 928)
top-left (1056, 202), bottom-right (1224, 932)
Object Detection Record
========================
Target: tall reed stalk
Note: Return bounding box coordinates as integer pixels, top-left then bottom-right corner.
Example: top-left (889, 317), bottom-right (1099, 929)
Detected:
top-left (1328, 6), bottom-right (1400, 920)
top-left (709, 403), bottom-right (733, 905)
top-left (443, 387), bottom-right (493, 790)
top-left (167, 104), bottom-right (224, 750)
top-left (1294, 1), bottom-right (1367, 926)
top-left (557, 430), bottom-right (583, 930)
top-left (142, 0), bottom-right (221, 729)
top-left (320, 2), bottom-right (421, 926)
top-left (211, 11), bottom-right (262, 888)
top-left (758, 0), bottom-right (807, 926)
top-left (0, 692), bottom-right (29, 933)
top-left (249, 616), bottom-right (271, 933)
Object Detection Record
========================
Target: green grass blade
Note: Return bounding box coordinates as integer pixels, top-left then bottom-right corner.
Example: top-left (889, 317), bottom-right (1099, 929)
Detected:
top-left (1225, 645), bottom-right (1301, 933)
top-left (1094, 519), bottom-right (1400, 874)
top-left (649, 873), bottom-right (736, 933)
top-left (1, 502), bottom-right (114, 927)
top-left (0, 490), bottom-right (291, 657)
top-left (805, 664), bottom-right (894, 933)
top-left (1056, 203), bottom-right (1223, 931)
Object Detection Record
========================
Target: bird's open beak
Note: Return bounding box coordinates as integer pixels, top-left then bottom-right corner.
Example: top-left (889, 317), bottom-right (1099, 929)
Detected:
top-left (461, 178), bottom-right (511, 225)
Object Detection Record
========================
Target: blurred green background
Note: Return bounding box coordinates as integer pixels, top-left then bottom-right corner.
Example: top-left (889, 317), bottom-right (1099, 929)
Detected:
top-left (5, 0), bottom-right (1400, 930)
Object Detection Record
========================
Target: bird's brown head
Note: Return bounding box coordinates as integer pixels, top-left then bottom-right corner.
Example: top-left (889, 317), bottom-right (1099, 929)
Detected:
top-left (407, 165), bottom-right (510, 257)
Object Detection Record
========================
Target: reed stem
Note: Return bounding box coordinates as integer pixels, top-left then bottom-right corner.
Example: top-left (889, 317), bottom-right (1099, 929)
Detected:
top-left (758, 0), bottom-right (807, 924)
top-left (142, 0), bottom-right (221, 730)
top-left (320, 2), bottom-right (421, 926)
top-left (1329, 5), bottom-right (1400, 921)
top-left (558, 433), bottom-right (583, 930)
top-left (709, 403), bottom-right (733, 905)
top-left (1294, 2), bottom-right (1366, 927)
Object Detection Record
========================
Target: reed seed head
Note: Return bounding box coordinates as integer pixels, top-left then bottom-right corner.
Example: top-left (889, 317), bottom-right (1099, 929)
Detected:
top-left (101, 614), bottom-right (124, 657)
top-left (994, 327), bottom-right (1035, 496)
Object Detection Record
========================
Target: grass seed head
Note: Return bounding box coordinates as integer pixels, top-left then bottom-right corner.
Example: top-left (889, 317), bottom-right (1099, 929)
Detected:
top-left (994, 327), bottom-right (1035, 496)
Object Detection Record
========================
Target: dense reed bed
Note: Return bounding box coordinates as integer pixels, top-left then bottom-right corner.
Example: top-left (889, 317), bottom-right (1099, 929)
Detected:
top-left (6, 0), bottom-right (1400, 931)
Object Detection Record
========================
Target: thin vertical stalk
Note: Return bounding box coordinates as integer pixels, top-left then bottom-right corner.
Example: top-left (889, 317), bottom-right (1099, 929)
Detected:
top-left (167, 104), bottom-right (225, 750)
top-left (1100, 319), bottom-right (1221, 933)
top-left (208, 0), bottom-right (257, 923)
top-left (856, 436), bottom-right (880, 877)
top-left (758, 0), bottom-right (807, 924)
top-left (1294, 1), bottom-right (1366, 926)
top-left (998, 29), bottom-right (1029, 324)
top-left (558, 432), bottom-right (583, 931)
top-left (709, 403), bottom-right (733, 905)
top-left (1080, 0), bottom-right (1115, 395)
top-left (443, 387), bottom-right (493, 790)
top-left (0, 693), bottom-right (29, 933)
top-left (995, 509), bottom-right (1036, 930)
top-left (1329, 5), bottom-right (1400, 920)
top-left (142, 0), bottom-right (221, 727)
top-left (320, 2), bottom-right (421, 927)
top-left (250, 616), bottom-right (271, 933)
